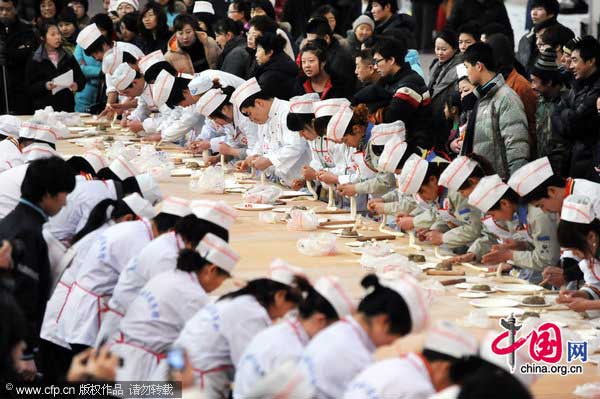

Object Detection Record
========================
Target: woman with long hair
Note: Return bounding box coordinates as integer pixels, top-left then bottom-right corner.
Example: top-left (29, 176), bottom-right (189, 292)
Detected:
top-left (137, 2), bottom-right (170, 53)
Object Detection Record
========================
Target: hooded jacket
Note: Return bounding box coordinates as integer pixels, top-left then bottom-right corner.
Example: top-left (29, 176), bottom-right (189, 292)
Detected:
top-left (218, 35), bottom-right (250, 78)
top-left (256, 51), bottom-right (300, 100)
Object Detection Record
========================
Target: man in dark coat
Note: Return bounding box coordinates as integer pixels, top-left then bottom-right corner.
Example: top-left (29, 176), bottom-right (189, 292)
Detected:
top-left (214, 18), bottom-right (250, 79)
top-left (0, 157), bottom-right (75, 381)
top-left (0, 0), bottom-right (38, 114)
top-left (446, 0), bottom-right (514, 45)
top-left (370, 0), bottom-right (417, 49)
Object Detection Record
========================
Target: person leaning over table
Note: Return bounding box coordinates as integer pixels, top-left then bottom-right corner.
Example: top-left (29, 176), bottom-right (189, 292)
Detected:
top-left (25, 21), bottom-right (86, 112)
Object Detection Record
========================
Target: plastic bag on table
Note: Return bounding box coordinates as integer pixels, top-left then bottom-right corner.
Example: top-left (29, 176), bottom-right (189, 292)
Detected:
top-left (297, 233), bottom-right (337, 256)
top-left (419, 279), bottom-right (446, 300)
top-left (360, 253), bottom-right (421, 277)
top-left (287, 210), bottom-right (319, 231)
top-left (191, 166), bottom-right (225, 194)
top-left (356, 241), bottom-right (395, 257)
top-left (574, 383), bottom-right (600, 398)
top-left (259, 211), bottom-right (285, 224)
top-left (243, 185), bottom-right (282, 204)
top-left (463, 309), bottom-right (490, 328)
top-left (106, 141), bottom-right (137, 160)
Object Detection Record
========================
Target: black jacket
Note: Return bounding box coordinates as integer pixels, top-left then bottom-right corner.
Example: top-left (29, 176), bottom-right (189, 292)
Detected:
top-left (218, 36), bottom-right (251, 79)
top-left (137, 31), bottom-right (170, 55)
top-left (517, 18), bottom-right (563, 74)
top-left (25, 46), bottom-right (86, 112)
top-left (0, 18), bottom-right (38, 114)
top-left (324, 38), bottom-right (356, 96)
top-left (0, 202), bottom-right (51, 359)
top-left (373, 13), bottom-right (417, 49)
top-left (446, 0), bottom-right (514, 44)
top-left (551, 70), bottom-right (600, 180)
top-left (256, 52), bottom-right (299, 100)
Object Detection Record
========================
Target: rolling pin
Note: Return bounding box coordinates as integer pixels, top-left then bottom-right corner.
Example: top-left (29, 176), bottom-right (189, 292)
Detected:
top-left (426, 269), bottom-right (466, 276)
top-left (357, 235), bottom-right (397, 242)
top-left (440, 278), bottom-right (467, 286)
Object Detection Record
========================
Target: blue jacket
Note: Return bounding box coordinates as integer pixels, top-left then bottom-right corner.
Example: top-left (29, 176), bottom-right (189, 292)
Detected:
top-left (74, 44), bottom-right (101, 113)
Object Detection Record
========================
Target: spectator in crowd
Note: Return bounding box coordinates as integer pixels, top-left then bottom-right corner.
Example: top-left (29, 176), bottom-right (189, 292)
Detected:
top-left (214, 18), bottom-right (250, 78)
top-left (227, 0), bottom-right (251, 31)
top-left (461, 42), bottom-right (529, 178)
top-left (137, 1), bottom-right (170, 54)
top-left (487, 33), bottom-right (538, 157)
top-left (255, 32), bottom-right (299, 100)
top-left (311, 4), bottom-right (347, 47)
top-left (193, 3), bottom-right (217, 36)
top-left (429, 30), bottom-right (464, 146)
top-left (156, 0), bottom-right (180, 28)
top-left (457, 22), bottom-right (480, 54)
top-left (283, 0), bottom-right (327, 41)
top-left (115, 0), bottom-right (138, 19)
top-left (57, 6), bottom-right (78, 54)
top-left (36, 0), bottom-right (59, 28)
top-left (299, 39), bottom-right (352, 100)
top-left (412, 0), bottom-right (442, 53)
top-left (530, 48), bottom-right (569, 166)
top-left (560, 36), bottom-right (581, 85)
top-left (0, 299), bottom-right (27, 387)
top-left (69, 0), bottom-right (89, 28)
top-left (446, 0), bottom-right (513, 45)
top-left (371, 0), bottom-right (416, 49)
top-left (346, 14), bottom-right (374, 56)
top-left (0, 157), bottom-right (76, 383)
top-left (517, 0), bottom-right (562, 73)
top-left (354, 48), bottom-right (380, 88)
top-left (480, 21), bottom-right (515, 45)
top-left (0, 0), bottom-right (38, 115)
top-left (119, 11), bottom-right (140, 44)
top-left (539, 23), bottom-right (575, 63)
top-left (245, 15), bottom-right (282, 79)
top-left (73, 34), bottom-right (101, 113)
top-left (25, 22), bottom-right (86, 112)
top-left (552, 36), bottom-right (600, 181)
top-left (165, 14), bottom-right (221, 74)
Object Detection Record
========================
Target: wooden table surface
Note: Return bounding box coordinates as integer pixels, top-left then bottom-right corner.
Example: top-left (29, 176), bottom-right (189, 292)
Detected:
top-left (56, 133), bottom-right (598, 398)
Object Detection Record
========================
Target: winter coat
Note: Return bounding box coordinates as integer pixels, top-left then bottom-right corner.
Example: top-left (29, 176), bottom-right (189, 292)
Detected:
top-left (551, 70), bottom-right (600, 181)
top-left (255, 52), bottom-right (300, 100)
top-left (446, 0), bottom-right (514, 44)
top-left (73, 44), bottom-right (101, 113)
top-left (136, 31), bottom-right (171, 55)
top-left (537, 88), bottom-right (571, 173)
top-left (428, 52), bottom-right (463, 146)
top-left (516, 18), bottom-right (563, 74)
top-left (373, 13), bottom-right (417, 49)
top-left (506, 68), bottom-right (538, 158)
top-left (464, 74), bottom-right (529, 179)
top-left (25, 46), bottom-right (86, 112)
top-left (165, 32), bottom-right (221, 74)
top-left (218, 35), bottom-right (250, 78)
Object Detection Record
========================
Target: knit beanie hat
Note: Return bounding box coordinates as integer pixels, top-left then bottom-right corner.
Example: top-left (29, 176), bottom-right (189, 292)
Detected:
top-left (563, 36), bottom-right (581, 56)
top-left (531, 48), bottom-right (561, 83)
top-left (353, 15), bottom-right (375, 32)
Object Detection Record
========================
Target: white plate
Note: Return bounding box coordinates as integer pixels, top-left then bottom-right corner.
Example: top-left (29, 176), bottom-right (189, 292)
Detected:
top-left (225, 188), bottom-right (246, 193)
top-left (280, 190), bottom-right (307, 198)
top-left (331, 229), bottom-right (361, 238)
top-left (469, 298), bottom-right (520, 308)
top-left (520, 300), bottom-right (551, 308)
top-left (345, 241), bottom-right (364, 248)
top-left (487, 308), bottom-right (525, 318)
top-left (459, 292), bottom-right (489, 299)
top-left (170, 168), bottom-right (192, 177)
top-left (494, 284), bottom-right (544, 294)
top-left (272, 207), bottom-right (292, 213)
top-left (467, 288), bottom-right (497, 293)
top-left (68, 126), bottom-right (88, 132)
top-left (234, 203), bottom-right (274, 211)
top-left (419, 262), bottom-right (438, 271)
top-left (79, 112), bottom-right (91, 116)
top-left (455, 283), bottom-right (472, 290)
top-left (182, 158), bottom-right (205, 166)
top-left (322, 224), bottom-right (355, 229)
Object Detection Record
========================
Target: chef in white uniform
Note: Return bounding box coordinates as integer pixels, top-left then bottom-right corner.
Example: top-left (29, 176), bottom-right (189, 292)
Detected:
top-left (231, 77), bottom-right (310, 187)
top-left (0, 115), bottom-right (23, 172)
top-left (125, 50), bottom-right (164, 125)
top-left (61, 196), bottom-right (189, 350)
top-left (111, 233), bottom-right (239, 380)
top-left (233, 276), bottom-right (355, 398)
top-left (344, 320), bottom-right (478, 399)
top-left (298, 273), bottom-right (429, 399)
top-left (243, 360), bottom-right (315, 399)
top-left (95, 200), bottom-right (235, 346)
top-left (168, 260), bottom-right (306, 398)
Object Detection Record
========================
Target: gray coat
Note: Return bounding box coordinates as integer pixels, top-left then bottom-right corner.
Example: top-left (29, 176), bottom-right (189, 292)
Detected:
top-left (428, 53), bottom-right (464, 145)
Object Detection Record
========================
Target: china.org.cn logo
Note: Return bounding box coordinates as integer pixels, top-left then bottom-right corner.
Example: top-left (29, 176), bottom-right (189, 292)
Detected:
top-left (490, 313), bottom-right (587, 375)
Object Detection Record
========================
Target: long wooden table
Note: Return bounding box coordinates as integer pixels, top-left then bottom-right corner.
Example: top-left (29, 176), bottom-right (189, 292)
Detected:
top-left (57, 136), bottom-right (598, 399)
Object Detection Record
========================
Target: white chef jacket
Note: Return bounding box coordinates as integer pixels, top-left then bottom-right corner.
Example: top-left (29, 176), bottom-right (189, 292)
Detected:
top-left (162, 105), bottom-right (206, 144)
top-left (128, 84), bottom-right (157, 122)
top-left (0, 163), bottom-right (28, 218)
top-left (41, 223), bottom-right (112, 349)
top-left (344, 353), bottom-right (436, 399)
top-left (96, 231), bottom-right (185, 346)
top-left (103, 42), bottom-right (144, 95)
top-left (233, 317), bottom-right (310, 399)
top-left (45, 177), bottom-right (118, 242)
top-left (569, 178), bottom-right (600, 219)
top-left (254, 98), bottom-right (310, 186)
top-left (62, 218), bottom-right (156, 346)
top-left (111, 269), bottom-right (209, 380)
top-left (174, 295), bottom-right (271, 383)
top-left (308, 137), bottom-right (353, 177)
top-left (0, 137), bottom-right (23, 172)
top-left (196, 70), bottom-right (245, 89)
top-left (299, 316), bottom-right (376, 399)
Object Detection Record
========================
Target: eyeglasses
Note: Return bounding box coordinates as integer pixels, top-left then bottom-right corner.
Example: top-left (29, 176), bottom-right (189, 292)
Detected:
top-left (372, 58), bottom-right (385, 65)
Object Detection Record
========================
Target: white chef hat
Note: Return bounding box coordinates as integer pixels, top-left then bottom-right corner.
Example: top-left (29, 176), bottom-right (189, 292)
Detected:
top-left (231, 77), bottom-right (261, 108)
top-left (76, 23), bottom-right (102, 50)
top-left (379, 274), bottom-right (429, 333)
top-left (289, 93), bottom-right (320, 114)
top-left (313, 98), bottom-right (351, 119)
top-left (397, 154), bottom-right (429, 194)
top-left (110, 62), bottom-right (136, 92)
top-left (196, 89), bottom-right (227, 117)
top-left (370, 121), bottom-right (406, 146)
top-left (102, 43), bottom-right (131, 75)
top-left (456, 64), bottom-right (468, 80)
top-left (193, 1), bottom-right (215, 14)
top-left (269, 258), bottom-right (306, 286)
top-left (20, 122), bottom-right (58, 145)
top-left (122, 192), bottom-right (157, 219)
top-left (479, 330), bottom-right (537, 387)
top-left (109, 155), bottom-right (139, 180)
top-left (507, 157), bottom-right (554, 196)
top-left (438, 156), bottom-right (478, 192)
top-left (191, 200), bottom-right (237, 231)
top-left (188, 74), bottom-right (214, 96)
top-left (157, 196), bottom-right (192, 217)
top-left (424, 320), bottom-right (478, 359)
top-left (23, 143), bottom-right (61, 162)
top-left (326, 106), bottom-right (353, 142)
top-left (135, 173), bottom-right (162, 205)
top-left (468, 174), bottom-right (509, 213)
top-left (377, 136), bottom-right (408, 173)
top-left (116, 0), bottom-right (139, 10)
top-left (152, 69), bottom-right (176, 108)
top-left (82, 150), bottom-right (109, 173)
top-left (0, 115), bottom-right (22, 138)
top-left (244, 360), bottom-right (315, 399)
top-left (138, 50), bottom-right (166, 75)
top-left (561, 194), bottom-right (595, 224)
top-left (197, 233), bottom-right (239, 274)
top-left (313, 276), bottom-right (355, 318)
